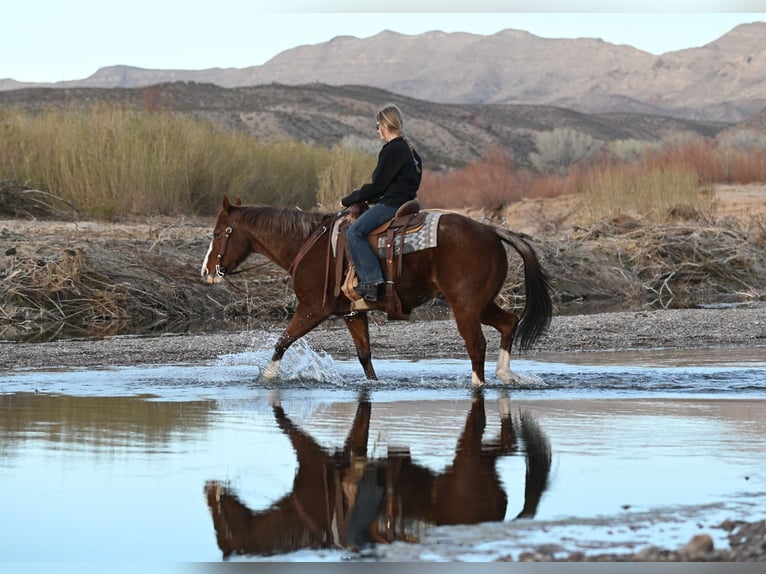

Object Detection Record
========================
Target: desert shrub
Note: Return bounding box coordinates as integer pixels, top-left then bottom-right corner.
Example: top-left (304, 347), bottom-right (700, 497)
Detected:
top-left (717, 129), bottom-right (766, 151)
top-left (647, 135), bottom-right (723, 185)
top-left (339, 134), bottom-right (381, 155)
top-left (418, 147), bottom-right (528, 208)
top-left (529, 128), bottom-right (603, 175)
top-left (715, 130), bottom-right (766, 183)
top-left (606, 139), bottom-right (660, 163)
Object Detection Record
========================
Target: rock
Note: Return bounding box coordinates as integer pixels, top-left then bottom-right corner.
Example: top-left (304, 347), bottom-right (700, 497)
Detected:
top-left (679, 533), bottom-right (714, 558)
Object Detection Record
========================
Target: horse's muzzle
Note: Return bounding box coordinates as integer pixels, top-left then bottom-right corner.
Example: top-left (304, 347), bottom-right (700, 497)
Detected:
top-left (201, 269), bottom-right (223, 285)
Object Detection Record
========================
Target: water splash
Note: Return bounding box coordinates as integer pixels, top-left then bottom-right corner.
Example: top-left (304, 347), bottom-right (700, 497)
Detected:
top-left (215, 336), bottom-right (341, 384)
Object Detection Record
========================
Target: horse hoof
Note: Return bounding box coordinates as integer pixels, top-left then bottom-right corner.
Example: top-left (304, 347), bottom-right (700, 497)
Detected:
top-left (497, 369), bottom-right (522, 385)
top-left (268, 389), bottom-right (281, 407)
top-left (263, 360), bottom-right (281, 380)
top-left (497, 395), bottom-right (511, 418)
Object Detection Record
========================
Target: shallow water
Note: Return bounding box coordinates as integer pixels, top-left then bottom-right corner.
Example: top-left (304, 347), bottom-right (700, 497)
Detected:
top-left (1, 342), bottom-right (765, 562)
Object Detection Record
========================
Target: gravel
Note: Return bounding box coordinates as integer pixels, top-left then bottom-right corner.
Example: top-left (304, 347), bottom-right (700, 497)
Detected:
top-left (2, 304), bottom-right (764, 371)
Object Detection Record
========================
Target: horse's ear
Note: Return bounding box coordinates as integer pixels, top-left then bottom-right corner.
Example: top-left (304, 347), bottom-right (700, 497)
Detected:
top-left (222, 194), bottom-right (231, 212)
top-left (235, 197), bottom-right (242, 205)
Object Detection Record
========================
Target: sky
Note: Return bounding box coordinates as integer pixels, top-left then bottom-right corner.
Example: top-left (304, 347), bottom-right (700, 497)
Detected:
top-left (3, 1), bottom-right (766, 83)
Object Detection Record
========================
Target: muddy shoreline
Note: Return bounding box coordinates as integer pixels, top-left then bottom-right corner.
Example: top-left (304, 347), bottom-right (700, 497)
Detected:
top-left (2, 303), bottom-right (765, 371)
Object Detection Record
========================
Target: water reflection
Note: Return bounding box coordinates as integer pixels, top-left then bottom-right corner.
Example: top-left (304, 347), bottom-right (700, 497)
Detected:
top-left (204, 388), bottom-right (552, 559)
top-left (0, 392), bottom-right (215, 459)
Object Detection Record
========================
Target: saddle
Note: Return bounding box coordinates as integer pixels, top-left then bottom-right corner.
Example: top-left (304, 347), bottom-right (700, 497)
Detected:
top-left (336, 199), bottom-right (425, 320)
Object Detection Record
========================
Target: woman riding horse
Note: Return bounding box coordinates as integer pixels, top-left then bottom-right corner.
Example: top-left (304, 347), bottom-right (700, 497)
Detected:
top-left (340, 103), bottom-right (422, 303)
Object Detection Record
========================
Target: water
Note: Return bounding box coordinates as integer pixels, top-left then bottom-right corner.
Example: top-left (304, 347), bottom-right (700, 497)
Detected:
top-left (1, 342), bottom-right (765, 563)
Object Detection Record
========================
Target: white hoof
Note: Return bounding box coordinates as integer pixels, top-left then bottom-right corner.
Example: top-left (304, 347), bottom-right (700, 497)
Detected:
top-left (263, 360), bottom-right (281, 380)
top-left (495, 349), bottom-right (522, 384)
top-left (497, 370), bottom-right (523, 385)
top-left (497, 394), bottom-right (511, 418)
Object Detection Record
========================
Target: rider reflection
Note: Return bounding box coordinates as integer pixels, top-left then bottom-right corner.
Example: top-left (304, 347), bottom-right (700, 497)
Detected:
top-left (204, 389), bottom-right (551, 559)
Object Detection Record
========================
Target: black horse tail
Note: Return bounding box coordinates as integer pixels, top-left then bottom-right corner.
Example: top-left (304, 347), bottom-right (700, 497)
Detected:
top-left (496, 228), bottom-right (553, 352)
top-left (514, 411), bottom-right (552, 519)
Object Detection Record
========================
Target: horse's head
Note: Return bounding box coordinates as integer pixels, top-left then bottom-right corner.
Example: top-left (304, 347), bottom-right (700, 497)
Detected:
top-left (200, 194), bottom-right (247, 284)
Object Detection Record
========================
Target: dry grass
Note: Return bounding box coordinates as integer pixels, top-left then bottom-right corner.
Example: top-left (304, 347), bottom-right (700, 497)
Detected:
top-left (0, 106), bottom-right (375, 217)
top-left (576, 165), bottom-right (713, 224)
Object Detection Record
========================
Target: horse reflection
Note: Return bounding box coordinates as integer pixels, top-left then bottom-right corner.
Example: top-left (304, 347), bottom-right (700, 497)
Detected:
top-left (204, 390), bottom-right (551, 559)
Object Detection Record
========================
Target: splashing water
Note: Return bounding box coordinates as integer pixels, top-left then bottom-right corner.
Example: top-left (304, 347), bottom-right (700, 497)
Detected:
top-left (214, 336), bottom-right (342, 384)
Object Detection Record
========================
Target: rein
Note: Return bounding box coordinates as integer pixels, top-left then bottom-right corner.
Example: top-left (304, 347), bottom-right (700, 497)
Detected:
top-left (285, 210), bottom-right (347, 279)
top-left (285, 222), bottom-right (330, 279)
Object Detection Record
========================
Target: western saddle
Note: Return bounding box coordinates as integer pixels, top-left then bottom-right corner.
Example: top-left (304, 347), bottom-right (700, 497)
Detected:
top-left (336, 199), bottom-right (426, 320)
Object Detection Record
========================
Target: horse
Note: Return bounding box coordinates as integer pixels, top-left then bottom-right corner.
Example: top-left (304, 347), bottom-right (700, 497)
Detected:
top-left (200, 195), bottom-right (552, 385)
top-left (204, 389), bottom-right (552, 558)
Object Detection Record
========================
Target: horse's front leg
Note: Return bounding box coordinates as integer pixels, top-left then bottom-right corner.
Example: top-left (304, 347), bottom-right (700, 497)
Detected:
top-left (453, 311), bottom-right (487, 385)
top-left (264, 302), bottom-right (327, 380)
top-left (343, 312), bottom-right (377, 380)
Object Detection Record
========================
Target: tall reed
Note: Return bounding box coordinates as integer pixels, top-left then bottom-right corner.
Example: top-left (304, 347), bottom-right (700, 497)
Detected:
top-left (577, 164), bottom-right (712, 223)
top-left (0, 106), bottom-right (374, 217)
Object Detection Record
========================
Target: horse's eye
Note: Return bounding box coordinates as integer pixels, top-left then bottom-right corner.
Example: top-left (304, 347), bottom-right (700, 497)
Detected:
top-left (213, 231), bottom-right (221, 240)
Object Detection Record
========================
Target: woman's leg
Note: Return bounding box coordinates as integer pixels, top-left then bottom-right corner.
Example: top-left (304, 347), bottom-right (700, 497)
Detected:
top-left (346, 203), bottom-right (397, 300)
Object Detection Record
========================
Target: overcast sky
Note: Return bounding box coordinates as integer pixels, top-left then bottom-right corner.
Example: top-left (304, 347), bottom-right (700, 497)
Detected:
top-left (4, 1), bottom-right (766, 83)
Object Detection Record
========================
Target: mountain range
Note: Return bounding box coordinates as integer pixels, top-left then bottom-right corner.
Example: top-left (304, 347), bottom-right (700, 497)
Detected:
top-left (2, 22), bottom-right (765, 123)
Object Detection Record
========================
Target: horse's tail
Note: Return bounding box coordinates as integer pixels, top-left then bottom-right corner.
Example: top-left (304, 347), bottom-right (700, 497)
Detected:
top-left (514, 411), bottom-right (552, 519)
top-left (496, 228), bottom-right (553, 352)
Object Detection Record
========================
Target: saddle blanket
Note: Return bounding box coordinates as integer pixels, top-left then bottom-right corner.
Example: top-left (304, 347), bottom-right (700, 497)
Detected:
top-left (332, 212), bottom-right (442, 257)
top-left (375, 212), bottom-right (441, 257)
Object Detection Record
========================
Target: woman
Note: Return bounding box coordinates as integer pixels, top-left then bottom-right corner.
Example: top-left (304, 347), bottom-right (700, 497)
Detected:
top-left (340, 104), bottom-right (422, 302)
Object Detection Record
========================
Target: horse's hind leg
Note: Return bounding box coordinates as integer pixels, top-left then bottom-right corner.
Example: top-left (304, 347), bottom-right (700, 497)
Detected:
top-left (343, 313), bottom-right (377, 380)
top-left (481, 302), bottom-right (521, 384)
top-left (264, 302), bottom-right (327, 379)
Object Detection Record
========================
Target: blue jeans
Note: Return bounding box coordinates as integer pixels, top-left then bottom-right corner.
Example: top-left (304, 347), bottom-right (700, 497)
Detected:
top-left (346, 203), bottom-right (397, 288)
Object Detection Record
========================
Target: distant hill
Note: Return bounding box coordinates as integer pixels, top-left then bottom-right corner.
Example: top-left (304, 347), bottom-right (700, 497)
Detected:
top-left (0, 82), bottom-right (732, 169)
top-left (2, 23), bottom-right (765, 122)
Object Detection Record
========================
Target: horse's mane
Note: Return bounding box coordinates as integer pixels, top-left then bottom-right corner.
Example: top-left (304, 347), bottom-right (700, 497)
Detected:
top-left (239, 205), bottom-right (332, 240)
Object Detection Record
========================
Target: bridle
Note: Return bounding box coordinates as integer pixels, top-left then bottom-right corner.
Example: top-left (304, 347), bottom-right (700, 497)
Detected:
top-left (214, 209), bottom-right (344, 282)
top-left (213, 223), bottom-right (272, 281)
top-left (215, 225), bottom-right (234, 278)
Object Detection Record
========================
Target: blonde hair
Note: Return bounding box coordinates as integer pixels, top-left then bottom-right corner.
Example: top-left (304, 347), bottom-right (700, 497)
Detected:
top-left (377, 103), bottom-right (420, 172)
top-left (377, 103), bottom-right (404, 136)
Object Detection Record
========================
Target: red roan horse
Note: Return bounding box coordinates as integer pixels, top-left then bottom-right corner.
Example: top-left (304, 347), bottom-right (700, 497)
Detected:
top-left (201, 195), bottom-right (552, 385)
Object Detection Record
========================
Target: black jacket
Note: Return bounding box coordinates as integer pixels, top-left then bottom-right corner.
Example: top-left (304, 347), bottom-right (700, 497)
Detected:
top-left (341, 137), bottom-right (422, 208)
